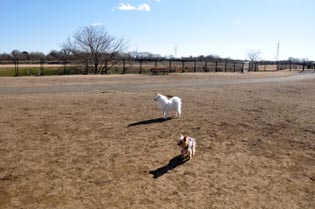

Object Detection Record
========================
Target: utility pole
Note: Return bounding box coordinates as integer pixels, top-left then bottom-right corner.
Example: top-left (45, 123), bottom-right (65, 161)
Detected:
top-left (275, 41), bottom-right (280, 61)
top-left (174, 46), bottom-right (177, 58)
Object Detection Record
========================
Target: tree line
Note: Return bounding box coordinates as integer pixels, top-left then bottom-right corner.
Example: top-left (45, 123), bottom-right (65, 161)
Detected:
top-left (1, 25), bottom-right (312, 74)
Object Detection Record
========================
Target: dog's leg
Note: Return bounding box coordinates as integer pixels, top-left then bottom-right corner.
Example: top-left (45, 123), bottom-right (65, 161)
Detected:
top-left (163, 111), bottom-right (168, 119)
top-left (166, 110), bottom-right (168, 118)
top-left (188, 151), bottom-right (192, 160)
top-left (192, 144), bottom-right (196, 156)
top-left (177, 107), bottom-right (181, 118)
top-left (163, 107), bottom-right (168, 119)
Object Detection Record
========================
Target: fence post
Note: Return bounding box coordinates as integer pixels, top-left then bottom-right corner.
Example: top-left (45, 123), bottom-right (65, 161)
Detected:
top-left (302, 61), bottom-right (305, 72)
top-left (224, 61), bottom-right (227, 72)
top-left (205, 61), bottom-right (208, 72)
top-left (63, 57), bottom-right (67, 74)
top-left (181, 60), bottom-right (185, 73)
top-left (39, 58), bottom-right (44, 76)
top-left (193, 60), bottom-right (196, 72)
top-left (215, 61), bottom-right (218, 72)
top-left (154, 60), bottom-right (157, 67)
top-left (85, 59), bottom-right (89, 74)
top-left (233, 62), bottom-right (236, 72)
top-left (169, 60), bottom-right (172, 72)
top-left (122, 59), bottom-right (126, 74)
top-left (14, 58), bottom-right (19, 76)
top-left (139, 59), bottom-right (143, 74)
top-left (241, 62), bottom-right (244, 73)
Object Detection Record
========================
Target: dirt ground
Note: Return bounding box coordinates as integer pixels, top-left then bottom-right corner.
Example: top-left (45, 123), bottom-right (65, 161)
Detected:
top-left (0, 71), bottom-right (315, 209)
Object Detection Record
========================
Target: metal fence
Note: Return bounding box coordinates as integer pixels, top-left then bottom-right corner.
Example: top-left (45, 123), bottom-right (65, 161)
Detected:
top-left (0, 58), bottom-right (309, 76)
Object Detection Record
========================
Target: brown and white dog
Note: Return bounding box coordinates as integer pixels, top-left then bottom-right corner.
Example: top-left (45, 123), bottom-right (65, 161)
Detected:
top-left (177, 134), bottom-right (196, 160)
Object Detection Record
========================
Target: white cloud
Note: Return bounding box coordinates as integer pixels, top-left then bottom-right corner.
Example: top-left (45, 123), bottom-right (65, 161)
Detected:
top-left (114, 2), bottom-right (151, 12)
top-left (137, 4), bottom-right (150, 12)
top-left (91, 22), bottom-right (103, 27)
top-left (117, 3), bottom-right (137, 11)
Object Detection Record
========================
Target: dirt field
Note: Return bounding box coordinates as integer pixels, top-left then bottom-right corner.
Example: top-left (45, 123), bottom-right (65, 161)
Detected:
top-left (0, 71), bottom-right (315, 209)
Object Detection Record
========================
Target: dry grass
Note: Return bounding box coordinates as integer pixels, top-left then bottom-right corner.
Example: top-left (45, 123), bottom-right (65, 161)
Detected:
top-left (0, 72), bottom-right (314, 209)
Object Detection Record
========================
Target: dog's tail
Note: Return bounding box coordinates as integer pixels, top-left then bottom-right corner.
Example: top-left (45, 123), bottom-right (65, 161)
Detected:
top-left (166, 95), bottom-right (182, 100)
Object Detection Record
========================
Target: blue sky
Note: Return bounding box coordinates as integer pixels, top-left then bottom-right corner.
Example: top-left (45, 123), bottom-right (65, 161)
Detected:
top-left (1, 0), bottom-right (314, 60)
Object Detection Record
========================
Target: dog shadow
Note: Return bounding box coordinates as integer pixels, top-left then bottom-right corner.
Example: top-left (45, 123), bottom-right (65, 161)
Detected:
top-left (149, 155), bottom-right (188, 179)
top-left (128, 117), bottom-right (174, 127)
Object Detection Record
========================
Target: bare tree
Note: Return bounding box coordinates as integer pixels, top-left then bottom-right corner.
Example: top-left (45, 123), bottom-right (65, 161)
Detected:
top-left (247, 49), bottom-right (261, 62)
top-left (64, 25), bottom-right (125, 74)
top-left (0, 53), bottom-right (11, 61)
top-left (11, 50), bottom-right (22, 60)
top-left (247, 49), bottom-right (261, 71)
top-left (28, 52), bottom-right (46, 61)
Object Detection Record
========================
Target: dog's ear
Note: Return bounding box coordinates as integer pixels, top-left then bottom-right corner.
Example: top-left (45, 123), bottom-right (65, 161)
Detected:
top-left (183, 136), bottom-right (187, 142)
top-left (180, 134), bottom-right (186, 139)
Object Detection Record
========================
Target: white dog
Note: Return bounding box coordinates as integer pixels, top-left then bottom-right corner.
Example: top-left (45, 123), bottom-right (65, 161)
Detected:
top-left (154, 93), bottom-right (182, 119)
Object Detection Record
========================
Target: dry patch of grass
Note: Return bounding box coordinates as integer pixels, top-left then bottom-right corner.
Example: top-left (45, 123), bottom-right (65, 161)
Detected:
top-left (0, 73), bottom-right (314, 209)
